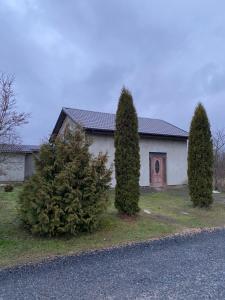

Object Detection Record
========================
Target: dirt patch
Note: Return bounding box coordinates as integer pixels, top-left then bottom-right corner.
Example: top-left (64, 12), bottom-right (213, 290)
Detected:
top-left (118, 213), bottom-right (138, 223)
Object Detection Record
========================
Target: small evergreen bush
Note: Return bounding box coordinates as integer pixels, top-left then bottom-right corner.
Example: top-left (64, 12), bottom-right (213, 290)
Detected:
top-left (188, 103), bottom-right (213, 207)
top-left (4, 184), bottom-right (13, 192)
top-left (114, 87), bottom-right (140, 215)
top-left (19, 128), bottom-right (112, 236)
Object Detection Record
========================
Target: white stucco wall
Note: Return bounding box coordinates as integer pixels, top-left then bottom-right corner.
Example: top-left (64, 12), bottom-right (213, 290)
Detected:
top-left (58, 116), bottom-right (76, 135)
top-left (89, 134), bottom-right (117, 186)
top-left (89, 134), bottom-right (187, 187)
top-left (59, 116), bottom-right (188, 187)
top-left (0, 153), bottom-right (25, 182)
top-left (139, 137), bottom-right (187, 186)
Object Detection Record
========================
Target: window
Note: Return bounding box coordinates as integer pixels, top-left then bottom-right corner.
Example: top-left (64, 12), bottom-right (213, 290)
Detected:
top-left (155, 160), bottom-right (160, 173)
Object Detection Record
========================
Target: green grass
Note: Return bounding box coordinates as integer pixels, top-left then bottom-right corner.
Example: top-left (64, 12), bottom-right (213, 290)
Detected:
top-left (1, 186), bottom-right (225, 268)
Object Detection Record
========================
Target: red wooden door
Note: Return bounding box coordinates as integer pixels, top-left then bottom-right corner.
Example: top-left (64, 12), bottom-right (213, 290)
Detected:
top-left (150, 154), bottom-right (166, 187)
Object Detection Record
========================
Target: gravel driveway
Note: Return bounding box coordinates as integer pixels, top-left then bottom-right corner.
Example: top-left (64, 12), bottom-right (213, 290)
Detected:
top-left (1, 229), bottom-right (225, 299)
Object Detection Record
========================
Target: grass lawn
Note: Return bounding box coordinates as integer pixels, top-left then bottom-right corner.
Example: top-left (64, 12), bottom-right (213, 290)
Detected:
top-left (1, 186), bottom-right (225, 268)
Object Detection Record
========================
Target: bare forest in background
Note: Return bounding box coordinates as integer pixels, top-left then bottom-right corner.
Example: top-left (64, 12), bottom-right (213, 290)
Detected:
top-left (213, 129), bottom-right (225, 191)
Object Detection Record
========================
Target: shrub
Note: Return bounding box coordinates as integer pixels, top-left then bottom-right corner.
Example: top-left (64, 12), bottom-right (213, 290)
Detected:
top-left (114, 87), bottom-right (140, 215)
top-left (19, 127), bottom-right (112, 236)
top-left (188, 103), bottom-right (213, 207)
top-left (4, 184), bottom-right (13, 192)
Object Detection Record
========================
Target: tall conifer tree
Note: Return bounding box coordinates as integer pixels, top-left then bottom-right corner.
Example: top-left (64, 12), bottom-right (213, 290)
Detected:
top-left (188, 103), bottom-right (213, 207)
top-left (114, 88), bottom-right (140, 215)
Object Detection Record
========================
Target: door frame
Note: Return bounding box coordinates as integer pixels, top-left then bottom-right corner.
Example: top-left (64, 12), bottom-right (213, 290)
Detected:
top-left (149, 152), bottom-right (167, 187)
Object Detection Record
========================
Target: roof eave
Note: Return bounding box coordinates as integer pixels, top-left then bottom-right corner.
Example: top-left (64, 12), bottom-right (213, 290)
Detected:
top-left (50, 108), bottom-right (67, 141)
top-left (0, 150), bottom-right (39, 154)
top-left (85, 128), bottom-right (188, 140)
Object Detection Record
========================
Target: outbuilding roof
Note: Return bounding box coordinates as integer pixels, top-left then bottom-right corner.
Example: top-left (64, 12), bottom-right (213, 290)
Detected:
top-left (0, 144), bottom-right (40, 154)
top-left (52, 107), bottom-right (188, 139)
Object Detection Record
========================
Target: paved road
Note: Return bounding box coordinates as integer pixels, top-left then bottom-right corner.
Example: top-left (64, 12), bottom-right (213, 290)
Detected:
top-left (1, 229), bottom-right (225, 299)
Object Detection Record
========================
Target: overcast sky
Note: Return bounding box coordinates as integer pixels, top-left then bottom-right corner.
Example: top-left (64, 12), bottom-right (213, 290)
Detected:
top-left (1, 0), bottom-right (225, 144)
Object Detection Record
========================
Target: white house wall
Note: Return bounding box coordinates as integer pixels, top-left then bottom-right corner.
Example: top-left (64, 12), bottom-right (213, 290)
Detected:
top-left (139, 137), bottom-right (187, 186)
top-left (58, 116), bottom-right (76, 135)
top-left (89, 134), bottom-right (187, 187)
top-left (89, 134), bottom-right (117, 186)
top-left (59, 116), bottom-right (188, 187)
top-left (0, 153), bottom-right (25, 182)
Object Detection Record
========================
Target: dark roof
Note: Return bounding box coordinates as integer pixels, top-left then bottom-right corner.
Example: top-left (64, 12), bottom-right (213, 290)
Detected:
top-left (0, 144), bottom-right (40, 154)
top-left (52, 107), bottom-right (188, 139)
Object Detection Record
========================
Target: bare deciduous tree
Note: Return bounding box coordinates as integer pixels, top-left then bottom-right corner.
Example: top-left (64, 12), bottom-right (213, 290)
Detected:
top-left (0, 73), bottom-right (29, 145)
top-left (213, 129), bottom-right (225, 190)
top-left (0, 73), bottom-right (30, 176)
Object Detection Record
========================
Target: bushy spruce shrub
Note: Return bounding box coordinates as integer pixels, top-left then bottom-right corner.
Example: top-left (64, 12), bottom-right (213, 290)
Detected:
top-left (19, 128), bottom-right (112, 236)
top-left (114, 87), bottom-right (140, 215)
top-left (188, 103), bottom-right (213, 207)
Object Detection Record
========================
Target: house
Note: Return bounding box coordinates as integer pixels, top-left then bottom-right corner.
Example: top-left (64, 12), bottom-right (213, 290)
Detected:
top-left (0, 144), bottom-right (39, 183)
top-left (51, 107), bottom-right (188, 188)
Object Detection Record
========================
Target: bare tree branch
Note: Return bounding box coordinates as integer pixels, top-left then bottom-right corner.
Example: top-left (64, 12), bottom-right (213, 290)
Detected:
top-left (0, 73), bottom-right (30, 168)
top-left (213, 129), bottom-right (225, 190)
top-left (0, 73), bottom-right (30, 145)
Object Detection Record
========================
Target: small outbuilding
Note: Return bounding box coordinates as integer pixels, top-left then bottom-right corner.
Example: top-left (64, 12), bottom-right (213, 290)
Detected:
top-left (0, 144), bottom-right (39, 183)
top-left (52, 107), bottom-right (188, 188)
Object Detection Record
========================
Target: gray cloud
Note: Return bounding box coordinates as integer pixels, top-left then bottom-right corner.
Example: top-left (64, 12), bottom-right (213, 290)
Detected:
top-left (0, 0), bottom-right (225, 144)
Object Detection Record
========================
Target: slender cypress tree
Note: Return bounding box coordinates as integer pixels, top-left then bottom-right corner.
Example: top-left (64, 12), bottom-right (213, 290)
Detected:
top-left (114, 87), bottom-right (140, 215)
top-left (188, 103), bottom-right (213, 207)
